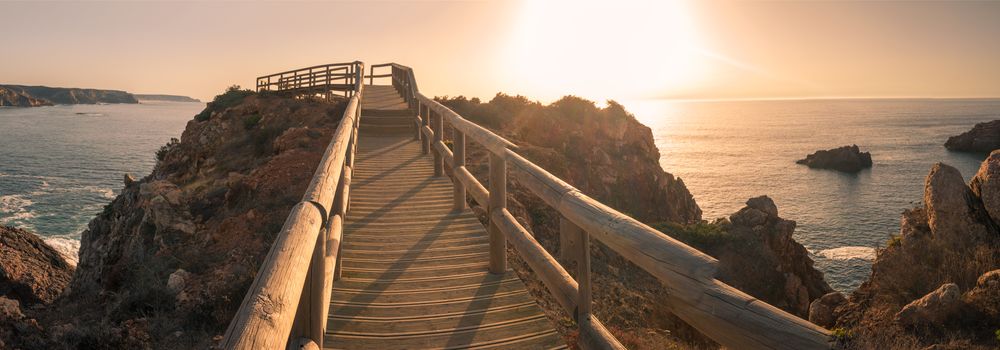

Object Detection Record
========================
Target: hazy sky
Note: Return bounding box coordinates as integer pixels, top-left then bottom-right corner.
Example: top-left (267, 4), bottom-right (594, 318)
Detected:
top-left (2, 0), bottom-right (999, 102)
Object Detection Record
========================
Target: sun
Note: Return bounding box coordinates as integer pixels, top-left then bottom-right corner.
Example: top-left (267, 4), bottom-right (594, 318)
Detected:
top-left (504, 0), bottom-right (707, 102)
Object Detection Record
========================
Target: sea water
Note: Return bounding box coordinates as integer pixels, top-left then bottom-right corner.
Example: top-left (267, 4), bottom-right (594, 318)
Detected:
top-left (0, 102), bottom-right (203, 264)
top-left (626, 98), bottom-right (1000, 291)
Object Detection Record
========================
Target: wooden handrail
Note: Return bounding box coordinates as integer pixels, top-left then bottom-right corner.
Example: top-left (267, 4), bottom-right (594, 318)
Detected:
top-left (223, 62), bottom-right (365, 350)
top-left (386, 63), bottom-right (833, 350)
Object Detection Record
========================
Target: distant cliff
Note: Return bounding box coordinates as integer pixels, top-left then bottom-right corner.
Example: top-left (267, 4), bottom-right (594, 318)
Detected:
top-left (0, 85), bottom-right (137, 107)
top-left (134, 94), bottom-right (201, 103)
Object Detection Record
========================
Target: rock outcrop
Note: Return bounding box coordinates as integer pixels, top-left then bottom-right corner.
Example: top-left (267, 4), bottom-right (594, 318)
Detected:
top-left (894, 283), bottom-right (962, 326)
top-left (796, 145), bottom-right (873, 173)
top-left (808, 292), bottom-right (846, 328)
top-left (945, 120), bottom-right (1000, 153)
top-left (698, 196), bottom-right (833, 317)
top-left (834, 151), bottom-right (1000, 349)
top-left (0, 84), bottom-right (138, 107)
top-left (440, 94), bottom-right (701, 224)
top-left (0, 226), bottom-right (73, 305)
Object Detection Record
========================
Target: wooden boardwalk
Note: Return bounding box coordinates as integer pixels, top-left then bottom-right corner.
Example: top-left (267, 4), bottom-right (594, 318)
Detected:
top-left (323, 86), bottom-right (565, 349)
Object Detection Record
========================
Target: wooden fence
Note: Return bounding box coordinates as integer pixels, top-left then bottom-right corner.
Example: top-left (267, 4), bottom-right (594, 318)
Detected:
top-left (222, 62), bottom-right (365, 350)
top-left (370, 63), bottom-right (834, 350)
top-left (256, 62), bottom-right (362, 97)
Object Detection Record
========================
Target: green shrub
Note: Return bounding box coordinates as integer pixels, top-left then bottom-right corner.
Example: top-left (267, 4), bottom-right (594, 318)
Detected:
top-left (193, 84), bottom-right (254, 122)
top-left (156, 138), bottom-right (180, 161)
top-left (886, 234), bottom-right (902, 248)
top-left (656, 220), bottom-right (733, 248)
top-left (243, 114), bottom-right (262, 130)
top-left (832, 327), bottom-right (854, 341)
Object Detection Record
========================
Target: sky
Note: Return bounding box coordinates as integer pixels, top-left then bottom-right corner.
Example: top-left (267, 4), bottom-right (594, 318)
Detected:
top-left (1, 0), bottom-right (999, 103)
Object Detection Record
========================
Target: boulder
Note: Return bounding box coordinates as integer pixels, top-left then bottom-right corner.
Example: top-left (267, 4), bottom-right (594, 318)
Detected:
top-left (796, 145), bottom-right (872, 173)
top-left (924, 163), bottom-right (992, 247)
top-left (895, 283), bottom-right (962, 326)
top-left (808, 292), bottom-right (846, 328)
top-left (964, 269), bottom-right (1000, 318)
top-left (167, 269), bottom-right (191, 293)
top-left (969, 150), bottom-right (1000, 224)
top-left (944, 120), bottom-right (1000, 153)
top-left (0, 226), bottom-right (73, 305)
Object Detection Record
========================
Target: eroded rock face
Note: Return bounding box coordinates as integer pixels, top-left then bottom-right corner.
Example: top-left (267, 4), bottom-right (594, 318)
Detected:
top-left (895, 283), bottom-right (962, 326)
top-left (796, 145), bottom-right (873, 173)
top-left (0, 226), bottom-right (73, 305)
top-left (969, 151), bottom-right (1000, 224)
top-left (945, 120), bottom-right (1000, 153)
top-left (721, 196), bottom-right (833, 317)
top-left (924, 163), bottom-right (992, 247)
top-left (63, 92), bottom-right (347, 348)
top-left (440, 95), bottom-right (702, 224)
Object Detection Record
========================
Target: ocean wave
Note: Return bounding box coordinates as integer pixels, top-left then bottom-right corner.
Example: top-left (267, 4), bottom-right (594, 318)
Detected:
top-left (817, 246), bottom-right (876, 261)
top-left (0, 194), bottom-right (33, 213)
top-left (0, 195), bottom-right (36, 229)
top-left (43, 236), bottom-right (80, 267)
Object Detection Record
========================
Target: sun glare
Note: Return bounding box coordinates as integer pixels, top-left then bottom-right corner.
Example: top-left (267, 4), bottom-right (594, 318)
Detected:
top-left (505, 0), bottom-right (706, 102)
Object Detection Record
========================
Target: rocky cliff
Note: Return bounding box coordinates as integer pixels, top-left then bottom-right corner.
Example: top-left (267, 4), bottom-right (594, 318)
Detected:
top-left (440, 94), bottom-right (701, 224)
top-left (134, 94), bottom-right (202, 103)
top-left (0, 86), bottom-right (53, 107)
top-left (0, 88), bottom-right (347, 349)
top-left (829, 154), bottom-right (1000, 349)
top-left (0, 84), bottom-right (137, 106)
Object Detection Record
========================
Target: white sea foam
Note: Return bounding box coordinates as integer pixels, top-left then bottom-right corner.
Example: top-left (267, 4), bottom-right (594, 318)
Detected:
top-left (817, 246), bottom-right (876, 261)
top-left (0, 194), bottom-right (32, 212)
top-left (0, 195), bottom-right (37, 230)
top-left (43, 237), bottom-right (80, 267)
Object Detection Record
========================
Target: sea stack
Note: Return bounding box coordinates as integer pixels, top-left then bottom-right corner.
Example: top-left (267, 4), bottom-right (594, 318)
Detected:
top-left (796, 145), bottom-right (873, 173)
top-left (944, 119), bottom-right (1000, 153)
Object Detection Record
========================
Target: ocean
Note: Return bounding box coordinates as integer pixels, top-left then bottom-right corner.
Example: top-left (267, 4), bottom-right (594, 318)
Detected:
top-left (1, 98), bottom-right (997, 292)
top-left (0, 102), bottom-right (203, 264)
top-left (627, 98), bottom-right (1000, 292)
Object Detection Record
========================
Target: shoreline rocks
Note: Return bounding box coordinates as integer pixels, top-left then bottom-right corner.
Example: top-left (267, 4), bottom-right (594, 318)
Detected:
top-left (945, 120), bottom-right (1000, 153)
top-left (796, 145), bottom-right (872, 173)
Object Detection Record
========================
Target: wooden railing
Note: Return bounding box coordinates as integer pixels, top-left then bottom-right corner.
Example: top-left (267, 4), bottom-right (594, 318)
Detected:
top-left (222, 62), bottom-right (365, 350)
top-left (375, 63), bottom-right (834, 350)
top-left (256, 62), bottom-right (362, 97)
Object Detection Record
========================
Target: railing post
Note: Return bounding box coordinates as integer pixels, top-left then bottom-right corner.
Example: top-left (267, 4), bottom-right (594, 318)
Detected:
top-left (307, 228), bottom-right (325, 345)
top-left (432, 109), bottom-right (444, 177)
top-left (560, 216), bottom-right (579, 264)
top-left (488, 153), bottom-right (507, 274)
top-left (570, 219), bottom-right (591, 320)
top-left (453, 129), bottom-right (466, 210)
top-left (421, 105), bottom-right (430, 155)
top-left (414, 100), bottom-right (422, 141)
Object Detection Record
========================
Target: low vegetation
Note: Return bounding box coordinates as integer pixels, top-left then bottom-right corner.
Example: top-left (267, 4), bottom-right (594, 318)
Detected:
top-left (194, 85), bottom-right (254, 122)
